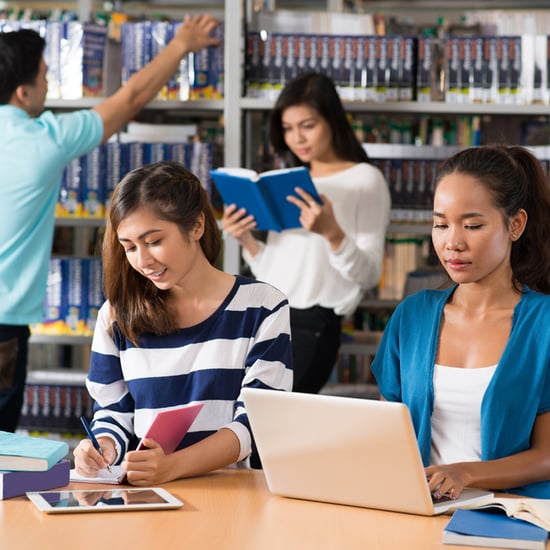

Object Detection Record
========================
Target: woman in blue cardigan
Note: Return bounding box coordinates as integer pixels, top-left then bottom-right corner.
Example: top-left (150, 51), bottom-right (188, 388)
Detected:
top-left (371, 145), bottom-right (550, 499)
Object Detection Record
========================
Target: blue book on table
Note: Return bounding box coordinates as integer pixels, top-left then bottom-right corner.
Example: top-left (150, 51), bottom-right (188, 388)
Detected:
top-left (443, 508), bottom-right (548, 549)
top-left (210, 166), bottom-right (322, 232)
top-left (0, 431), bottom-right (69, 472)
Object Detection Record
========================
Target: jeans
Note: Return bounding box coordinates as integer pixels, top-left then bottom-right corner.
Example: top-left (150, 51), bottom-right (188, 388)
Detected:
top-left (290, 306), bottom-right (342, 394)
top-left (0, 325), bottom-right (30, 432)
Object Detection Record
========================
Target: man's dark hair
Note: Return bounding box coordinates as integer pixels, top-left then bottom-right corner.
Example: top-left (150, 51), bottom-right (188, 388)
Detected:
top-left (0, 29), bottom-right (46, 104)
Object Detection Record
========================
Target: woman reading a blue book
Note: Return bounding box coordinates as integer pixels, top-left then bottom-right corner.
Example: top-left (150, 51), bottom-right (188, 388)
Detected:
top-left (372, 146), bottom-right (550, 499)
top-left (222, 72), bottom-right (391, 394)
top-left (73, 161), bottom-right (292, 484)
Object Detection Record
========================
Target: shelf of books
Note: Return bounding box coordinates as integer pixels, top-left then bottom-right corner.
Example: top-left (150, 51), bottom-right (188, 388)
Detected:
top-left (240, 4), bottom-right (550, 397)
top-left (5, 0), bottom-right (550, 414)
top-left (0, 12), bottom-right (226, 438)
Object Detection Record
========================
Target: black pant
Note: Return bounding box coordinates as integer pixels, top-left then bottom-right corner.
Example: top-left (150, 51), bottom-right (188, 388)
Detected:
top-left (0, 325), bottom-right (30, 432)
top-left (290, 306), bottom-right (342, 394)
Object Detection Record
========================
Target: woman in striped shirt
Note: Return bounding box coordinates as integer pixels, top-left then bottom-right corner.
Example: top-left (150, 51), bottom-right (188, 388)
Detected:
top-left (73, 161), bottom-right (293, 485)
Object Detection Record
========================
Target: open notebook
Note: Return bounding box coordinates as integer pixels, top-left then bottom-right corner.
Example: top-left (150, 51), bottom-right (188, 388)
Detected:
top-left (242, 388), bottom-right (494, 516)
top-left (71, 403), bottom-right (203, 484)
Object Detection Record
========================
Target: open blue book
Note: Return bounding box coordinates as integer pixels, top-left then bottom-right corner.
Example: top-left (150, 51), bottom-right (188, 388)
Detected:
top-left (210, 166), bottom-right (322, 232)
top-left (443, 508), bottom-right (548, 549)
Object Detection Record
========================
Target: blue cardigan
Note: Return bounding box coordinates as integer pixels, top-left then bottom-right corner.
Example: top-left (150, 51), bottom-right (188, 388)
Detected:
top-left (371, 285), bottom-right (550, 498)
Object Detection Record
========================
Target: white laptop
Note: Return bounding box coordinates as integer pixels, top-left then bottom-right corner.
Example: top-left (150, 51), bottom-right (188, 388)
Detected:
top-left (242, 388), bottom-right (494, 516)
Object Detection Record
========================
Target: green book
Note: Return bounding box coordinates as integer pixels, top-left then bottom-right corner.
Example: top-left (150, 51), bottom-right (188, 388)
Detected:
top-left (0, 431), bottom-right (69, 472)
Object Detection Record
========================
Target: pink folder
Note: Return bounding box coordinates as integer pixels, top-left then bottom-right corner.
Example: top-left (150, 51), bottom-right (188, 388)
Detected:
top-left (137, 403), bottom-right (204, 453)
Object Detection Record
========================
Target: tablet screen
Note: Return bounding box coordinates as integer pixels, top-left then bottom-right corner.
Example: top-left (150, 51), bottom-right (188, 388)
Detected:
top-left (26, 487), bottom-right (183, 513)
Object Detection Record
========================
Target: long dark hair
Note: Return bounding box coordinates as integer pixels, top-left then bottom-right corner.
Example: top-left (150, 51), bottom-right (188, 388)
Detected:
top-left (0, 29), bottom-right (45, 104)
top-left (435, 145), bottom-right (550, 293)
top-left (269, 72), bottom-right (369, 167)
top-left (103, 161), bottom-right (221, 344)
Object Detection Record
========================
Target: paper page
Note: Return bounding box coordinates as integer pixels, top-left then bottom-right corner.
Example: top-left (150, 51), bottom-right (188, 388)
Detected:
top-left (213, 167), bottom-right (258, 180)
top-left (70, 465), bottom-right (126, 485)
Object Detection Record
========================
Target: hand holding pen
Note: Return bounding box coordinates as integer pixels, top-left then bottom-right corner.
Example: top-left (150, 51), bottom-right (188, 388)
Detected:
top-left (80, 416), bottom-right (112, 473)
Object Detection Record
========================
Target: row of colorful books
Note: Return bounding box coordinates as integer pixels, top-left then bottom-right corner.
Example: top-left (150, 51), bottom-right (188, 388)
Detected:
top-left (245, 32), bottom-right (550, 105)
top-left (373, 157), bottom-right (439, 225)
top-left (31, 258), bottom-right (103, 337)
top-left (121, 20), bottom-right (224, 101)
top-left (0, 20), bottom-right (108, 99)
top-left (379, 237), bottom-right (428, 301)
top-left (56, 140), bottom-right (213, 219)
top-left (19, 380), bottom-right (93, 434)
top-left (245, 32), bottom-right (414, 102)
top-left (0, 19), bottom-right (224, 101)
top-left (371, 156), bottom-right (550, 225)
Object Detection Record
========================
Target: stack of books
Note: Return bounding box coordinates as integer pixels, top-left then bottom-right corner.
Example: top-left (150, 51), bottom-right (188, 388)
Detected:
top-left (0, 431), bottom-right (70, 500)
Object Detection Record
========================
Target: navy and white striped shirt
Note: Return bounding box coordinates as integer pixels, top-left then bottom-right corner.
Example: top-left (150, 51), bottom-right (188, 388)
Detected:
top-left (86, 276), bottom-right (293, 464)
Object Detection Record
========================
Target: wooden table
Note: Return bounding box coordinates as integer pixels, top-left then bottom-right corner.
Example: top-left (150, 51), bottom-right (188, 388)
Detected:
top-left (0, 468), bottom-right (542, 550)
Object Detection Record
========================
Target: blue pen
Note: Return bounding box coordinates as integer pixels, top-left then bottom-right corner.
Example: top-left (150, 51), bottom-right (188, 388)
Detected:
top-left (80, 416), bottom-right (112, 473)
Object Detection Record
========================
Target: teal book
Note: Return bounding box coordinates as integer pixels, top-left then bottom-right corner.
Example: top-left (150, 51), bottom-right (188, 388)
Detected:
top-left (0, 431), bottom-right (69, 472)
top-left (210, 166), bottom-right (322, 232)
top-left (443, 508), bottom-right (548, 549)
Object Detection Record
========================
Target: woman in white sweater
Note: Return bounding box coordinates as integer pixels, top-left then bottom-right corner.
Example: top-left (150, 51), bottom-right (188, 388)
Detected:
top-left (222, 72), bottom-right (390, 393)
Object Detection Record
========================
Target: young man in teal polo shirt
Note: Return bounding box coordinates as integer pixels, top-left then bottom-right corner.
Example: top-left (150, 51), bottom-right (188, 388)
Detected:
top-left (0, 14), bottom-right (219, 431)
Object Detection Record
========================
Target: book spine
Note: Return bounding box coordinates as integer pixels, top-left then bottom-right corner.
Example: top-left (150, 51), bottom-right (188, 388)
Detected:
top-left (509, 36), bottom-right (521, 105)
top-left (497, 36), bottom-right (510, 104)
top-left (85, 258), bottom-right (104, 335)
top-left (59, 21), bottom-right (83, 100)
top-left (375, 36), bottom-right (388, 102)
top-left (40, 258), bottom-right (65, 334)
top-left (211, 22), bottom-right (224, 100)
top-left (245, 31), bottom-right (260, 97)
top-left (446, 36), bottom-right (460, 103)
top-left (259, 30), bottom-right (272, 99)
top-left (483, 36), bottom-right (499, 104)
top-left (319, 34), bottom-right (332, 82)
top-left (470, 36), bottom-right (484, 103)
top-left (44, 21), bottom-right (62, 100)
top-left (82, 146), bottom-right (104, 218)
top-left (296, 33), bottom-right (308, 78)
top-left (352, 36), bottom-right (364, 101)
top-left (342, 36), bottom-right (355, 100)
top-left (364, 35), bottom-right (377, 102)
top-left (1, 459), bottom-right (70, 500)
top-left (151, 21), bottom-right (171, 100)
top-left (313, 34), bottom-right (324, 78)
top-left (285, 33), bottom-right (299, 87)
top-left (174, 21), bottom-right (191, 101)
top-left (57, 157), bottom-right (83, 217)
top-left (82, 23), bottom-right (107, 97)
top-left (399, 36), bottom-right (416, 102)
top-left (386, 35), bottom-right (400, 101)
top-left (270, 33), bottom-right (285, 97)
top-left (544, 35), bottom-right (550, 104)
top-left (105, 142), bottom-right (123, 213)
top-left (190, 23), bottom-right (223, 100)
top-left (459, 36), bottom-right (471, 104)
top-left (64, 258), bottom-right (86, 335)
top-left (121, 21), bottom-right (150, 86)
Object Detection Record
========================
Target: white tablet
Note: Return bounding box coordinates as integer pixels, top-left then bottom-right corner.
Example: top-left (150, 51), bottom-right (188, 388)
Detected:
top-left (26, 487), bottom-right (183, 513)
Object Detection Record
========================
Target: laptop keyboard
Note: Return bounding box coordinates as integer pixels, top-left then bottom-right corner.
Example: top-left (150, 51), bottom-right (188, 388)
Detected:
top-left (431, 493), bottom-right (453, 503)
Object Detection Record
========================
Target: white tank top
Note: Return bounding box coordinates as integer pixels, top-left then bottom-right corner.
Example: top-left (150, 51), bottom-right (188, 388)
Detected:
top-left (430, 363), bottom-right (497, 465)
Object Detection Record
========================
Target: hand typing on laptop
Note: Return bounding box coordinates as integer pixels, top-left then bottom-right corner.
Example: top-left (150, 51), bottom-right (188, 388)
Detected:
top-left (427, 466), bottom-right (461, 501)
